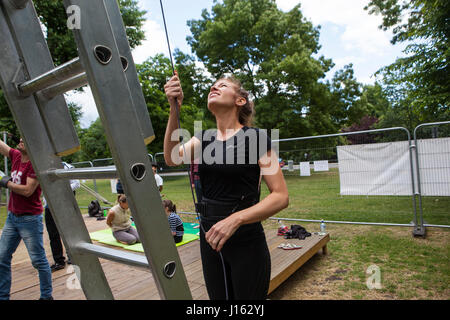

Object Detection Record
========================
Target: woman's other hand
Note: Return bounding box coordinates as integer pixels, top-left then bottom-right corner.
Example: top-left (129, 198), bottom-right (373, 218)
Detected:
top-left (205, 215), bottom-right (241, 252)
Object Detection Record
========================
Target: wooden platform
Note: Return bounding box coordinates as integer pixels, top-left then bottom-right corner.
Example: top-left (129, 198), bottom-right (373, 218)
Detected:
top-left (6, 215), bottom-right (329, 300)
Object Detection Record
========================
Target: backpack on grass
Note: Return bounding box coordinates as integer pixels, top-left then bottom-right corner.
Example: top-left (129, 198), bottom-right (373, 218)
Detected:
top-left (88, 200), bottom-right (103, 217)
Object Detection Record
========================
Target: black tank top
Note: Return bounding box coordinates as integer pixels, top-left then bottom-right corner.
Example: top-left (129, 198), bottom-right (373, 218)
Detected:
top-left (196, 126), bottom-right (271, 202)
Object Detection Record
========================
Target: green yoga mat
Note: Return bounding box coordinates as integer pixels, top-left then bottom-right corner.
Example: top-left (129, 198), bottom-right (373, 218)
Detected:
top-left (89, 222), bottom-right (200, 252)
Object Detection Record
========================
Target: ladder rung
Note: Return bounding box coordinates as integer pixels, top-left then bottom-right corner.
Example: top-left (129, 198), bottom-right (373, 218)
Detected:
top-left (75, 242), bottom-right (150, 269)
top-left (18, 57), bottom-right (84, 96)
top-left (46, 166), bottom-right (117, 180)
top-left (41, 73), bottom-right (87, 100)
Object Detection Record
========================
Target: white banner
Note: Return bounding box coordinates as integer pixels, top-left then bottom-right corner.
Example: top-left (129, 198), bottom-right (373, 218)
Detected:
top-left (337, 141), bottom-right (412, 196)
top-left (337, 137), bottom-right (450, 196)
top-left (288, 160), bottom-right (294, 171)
top-left (314, 160), bottom-right (329, 172)
top-left (300, 162), bottom-right (311, 176)
top-left (110, 179), bottom-right (118, 194)
top-left (417, 137), bottom-right (450, 196)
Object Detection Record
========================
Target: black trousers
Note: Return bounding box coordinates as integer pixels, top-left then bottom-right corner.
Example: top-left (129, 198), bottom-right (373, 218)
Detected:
top-left (174, 235), bottom-right (183, 243)
top-left (199, 218), bottom-right (271, 300)
top-left (44, 207), bottom-right (65, 264)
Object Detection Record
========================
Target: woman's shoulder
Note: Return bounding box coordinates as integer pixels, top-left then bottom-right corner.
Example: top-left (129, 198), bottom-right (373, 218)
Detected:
top-left (248, 126), bottom-right (269, 131)
top-left (242, 126), bottom-right (270, 139)
top-left (242, 126), bottom-right (267, 133)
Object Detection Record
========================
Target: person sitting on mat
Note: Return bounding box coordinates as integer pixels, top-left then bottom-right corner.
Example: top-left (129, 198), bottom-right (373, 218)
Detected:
top-left (106, 194), bottom-right (140, 245)
top-left (162, 199), bottom-right (184, 244)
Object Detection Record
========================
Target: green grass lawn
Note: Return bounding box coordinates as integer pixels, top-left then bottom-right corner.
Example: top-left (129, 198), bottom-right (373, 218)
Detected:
top-left (1, 170), bottom-right (449, 299)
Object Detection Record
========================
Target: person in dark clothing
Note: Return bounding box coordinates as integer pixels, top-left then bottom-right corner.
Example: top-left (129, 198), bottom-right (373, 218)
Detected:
top-left (44, 208), bottom-right (65, 269)
top-left (44, 162), bottom-right (80, 271)
top-left (116, 179), bottom-right (124, 194)
top-left (189, 162), bottom-right (202, 202)
top-left (164, 72), bottom-right (289, 300)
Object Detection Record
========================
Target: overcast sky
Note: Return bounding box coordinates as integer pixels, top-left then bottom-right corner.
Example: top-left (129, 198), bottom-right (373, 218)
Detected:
top-left (67, 0), bottom-right (406, 128)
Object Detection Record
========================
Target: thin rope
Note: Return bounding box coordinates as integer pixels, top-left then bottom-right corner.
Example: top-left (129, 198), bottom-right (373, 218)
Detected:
top-left (158, 0), bottom-right (229, 300)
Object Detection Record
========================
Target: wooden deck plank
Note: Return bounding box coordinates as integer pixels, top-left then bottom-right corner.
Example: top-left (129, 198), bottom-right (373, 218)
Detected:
top-left (4, 215), bottom-right (329, 300)
top-left (268, 234), bottom-right (330, 294)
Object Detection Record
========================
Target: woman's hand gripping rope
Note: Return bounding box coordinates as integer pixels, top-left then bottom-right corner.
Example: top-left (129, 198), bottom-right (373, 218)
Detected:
top-left (164, 70), bottom-right (183, 110)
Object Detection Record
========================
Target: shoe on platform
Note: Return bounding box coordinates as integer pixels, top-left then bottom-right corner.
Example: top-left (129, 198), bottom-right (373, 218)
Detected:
top-left (50, 262), bottom-right (65, 272)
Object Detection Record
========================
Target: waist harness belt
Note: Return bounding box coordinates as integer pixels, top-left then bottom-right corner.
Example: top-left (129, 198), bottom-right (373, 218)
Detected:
top-left (196, 195), bottom-right (257, 219)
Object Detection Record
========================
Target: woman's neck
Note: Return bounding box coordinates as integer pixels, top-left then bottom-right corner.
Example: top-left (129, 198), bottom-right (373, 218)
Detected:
top-left (215, 114), bottom-right (243, 141)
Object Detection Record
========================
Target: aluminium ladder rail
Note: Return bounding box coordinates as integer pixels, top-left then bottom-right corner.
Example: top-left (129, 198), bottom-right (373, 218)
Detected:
top-left (0, 0), bottom-right (192, 299)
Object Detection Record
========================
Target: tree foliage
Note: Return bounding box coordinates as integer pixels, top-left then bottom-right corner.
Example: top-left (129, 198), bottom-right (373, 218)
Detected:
top-left (34, 0), bottom-right (146, 65)
top-left (0, 0), bottom-right (147, 161)
top-left (136, 53), bottom-right (215, 155)
top-left (365, 0), bottom-right (450, 127)
top-left (60, 53), bottom-right (213, 162)
top-left (187, 0), bottom-right (375, 139)
top-left (5, 0), bottom-right (445, 166)
top-left (77, 118), bottom-right (111, 162)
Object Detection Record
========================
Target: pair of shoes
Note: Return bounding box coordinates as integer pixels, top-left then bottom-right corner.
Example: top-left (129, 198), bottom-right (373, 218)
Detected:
top-left (50, 263), bottom-right (65, 272)
top-left (277, 226), bottom-right (289, 236)
top-left (39, 296), bottom-right (54, 300)
top-left (277, 243), bottom-right (302, 250)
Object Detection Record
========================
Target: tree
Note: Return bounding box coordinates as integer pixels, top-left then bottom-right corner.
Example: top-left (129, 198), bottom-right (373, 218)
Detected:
top-left (0, 93), bottom-right (82, 142)
top-left (187, 0), bottom-right (337, 138)
top-left (137, 55), bottom-right (173, 154)
top-left (341, 115), bottom-right (379, 144)
top-left (173, 49), bottom-right (216, 129)
top-left (34, 0), bottom-right (146, 65)
top-left (0, 92), bottom-right (20, 173)
top-left (77, 118), bottom-right (111, 162)
top-left (0, 0), bottom-right (147, 161)
top-left (329, 64), bottom-right (366, 127)
top-left (0, 92), bottom-right (19, 140)
top-left (365, 0), bottom-right (450, 124)
top-left (359, 82), bottom-right (391, 119)
top-left (59, 52), bottom-right (212, 163)
top-left (137, 53), bottom-right (213, 155)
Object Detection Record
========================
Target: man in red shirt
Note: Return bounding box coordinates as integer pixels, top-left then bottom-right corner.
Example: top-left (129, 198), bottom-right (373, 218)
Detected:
top-left (0, 137), bottom-right (53, 300)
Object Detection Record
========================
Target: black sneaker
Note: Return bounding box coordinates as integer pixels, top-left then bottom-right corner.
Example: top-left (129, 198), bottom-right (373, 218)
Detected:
top-left (39, 296), bottom-right (54, 300)
top-left (50, 263), bottom-right (65, 272)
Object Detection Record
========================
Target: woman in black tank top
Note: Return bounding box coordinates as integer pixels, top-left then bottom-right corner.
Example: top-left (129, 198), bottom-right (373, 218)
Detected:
top-left (164, 72), bottom-right (289, 300)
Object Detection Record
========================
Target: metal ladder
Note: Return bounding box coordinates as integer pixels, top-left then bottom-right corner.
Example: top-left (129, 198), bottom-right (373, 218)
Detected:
top-left (0, 0), bottom-right (192, 300)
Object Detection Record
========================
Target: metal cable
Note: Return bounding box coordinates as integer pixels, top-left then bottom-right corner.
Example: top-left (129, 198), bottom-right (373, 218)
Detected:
top-left (159, 0), bottom-right (229, 300)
